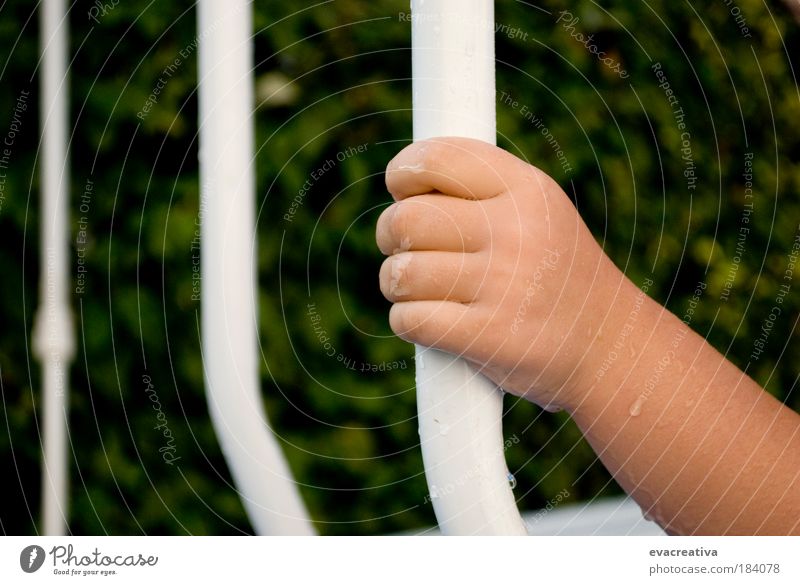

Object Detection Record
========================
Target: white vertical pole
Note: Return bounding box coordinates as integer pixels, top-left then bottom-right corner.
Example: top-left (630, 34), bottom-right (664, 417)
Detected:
top-left (34, 0), bottom-right (74, 537)
top-left (197, 0), bottom-right (315, 535)
top-left (411, 0), bottom-right (527, 535)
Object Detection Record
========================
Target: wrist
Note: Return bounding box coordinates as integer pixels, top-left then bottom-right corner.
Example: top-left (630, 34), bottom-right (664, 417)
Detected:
top-left (565, 269), bottom-right (658, 413)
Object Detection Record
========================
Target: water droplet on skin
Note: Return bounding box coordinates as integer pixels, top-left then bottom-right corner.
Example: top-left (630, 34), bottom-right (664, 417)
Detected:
top-left (507, 473), bottom-right (517, 489)
top-left (429, 488), bottom-right (439, 500)
top-left (629, 397), bottom-right (644, 417)
top-left (417, 426), bottom-right (422, 436)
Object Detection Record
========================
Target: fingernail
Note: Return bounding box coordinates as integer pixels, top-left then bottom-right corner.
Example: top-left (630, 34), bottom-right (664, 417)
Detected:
top-left (393, 236), bottom-right (412, 255)
top-left (390, 253), bottom-right (412, 297)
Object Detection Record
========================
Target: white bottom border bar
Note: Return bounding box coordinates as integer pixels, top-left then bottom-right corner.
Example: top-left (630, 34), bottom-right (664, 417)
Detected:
top-left (1, 536), bottom-right (798, 584)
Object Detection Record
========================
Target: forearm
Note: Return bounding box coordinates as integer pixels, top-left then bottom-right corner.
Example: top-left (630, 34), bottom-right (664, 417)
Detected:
top-left (377, 139), bottom-right (800, 534)
top-left (570, 274), bottom-right (800, 535)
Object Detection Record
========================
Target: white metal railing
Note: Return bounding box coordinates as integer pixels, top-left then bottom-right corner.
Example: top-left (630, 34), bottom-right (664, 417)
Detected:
top-left (34, 0), bottom-right (74, 537)
top-left (411, 0), bottom-right (527, 535)
top-left (196, 0), bottom-right (314, 535)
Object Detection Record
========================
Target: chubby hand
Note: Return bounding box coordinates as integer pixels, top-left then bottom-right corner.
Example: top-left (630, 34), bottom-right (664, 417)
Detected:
top-left (376, 137), bottom-right (624, 411)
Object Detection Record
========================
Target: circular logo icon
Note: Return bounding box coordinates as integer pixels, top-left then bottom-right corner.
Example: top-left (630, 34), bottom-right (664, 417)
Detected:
top-left (20, 545), bottom-right (45, 573)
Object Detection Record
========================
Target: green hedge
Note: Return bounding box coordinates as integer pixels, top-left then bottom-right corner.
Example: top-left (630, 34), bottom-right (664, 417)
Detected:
top-left (0, 0), bottom-right (797, 534)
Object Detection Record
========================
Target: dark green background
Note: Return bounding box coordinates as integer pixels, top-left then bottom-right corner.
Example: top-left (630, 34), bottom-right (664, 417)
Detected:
top-left (1, 0), bottom-right (798, 534)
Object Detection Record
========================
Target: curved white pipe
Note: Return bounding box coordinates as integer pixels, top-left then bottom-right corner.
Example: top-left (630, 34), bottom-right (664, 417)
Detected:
top-left (34, 0), bottom-right (74, 537)
top-left (412, 0), bottom-right (527, 535)
top-left (197, 0), bottom-right (314, 535)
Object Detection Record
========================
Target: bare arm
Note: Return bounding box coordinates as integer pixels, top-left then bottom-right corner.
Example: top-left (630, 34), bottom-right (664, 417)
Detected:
top-left (572, 271), bottom-right (800, 535)
top-left (377, 137), bottom-right (800, 535)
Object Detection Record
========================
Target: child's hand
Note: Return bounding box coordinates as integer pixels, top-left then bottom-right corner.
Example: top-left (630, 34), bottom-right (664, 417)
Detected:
top-left (377, 137), bottom-right (625, 411)
top-left (377, 137), bottom-right (800, 534)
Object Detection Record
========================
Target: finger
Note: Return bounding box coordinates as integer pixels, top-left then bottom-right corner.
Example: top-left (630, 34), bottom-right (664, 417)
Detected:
top-left (385, 136), bottom-right (532, 202)
top-left (375, 194), bottom-right (491, 255)
top-left (389, 300), bottom-right (477, 358)
top-left (379, 251), bottom-right (486, 303)
top-left (392, 301), bottom-right (512, 371)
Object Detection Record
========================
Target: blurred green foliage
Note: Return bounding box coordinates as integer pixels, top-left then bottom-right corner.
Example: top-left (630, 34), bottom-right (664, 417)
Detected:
top-left (0, 0), bottom-right (798, 534)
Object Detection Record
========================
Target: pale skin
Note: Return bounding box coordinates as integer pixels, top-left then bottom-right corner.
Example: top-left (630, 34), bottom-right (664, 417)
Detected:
top-left (376, 137), bottom-right (800, 535)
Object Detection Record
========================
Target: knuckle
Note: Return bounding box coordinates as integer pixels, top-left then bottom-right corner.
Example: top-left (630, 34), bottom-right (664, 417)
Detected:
top-left (378, 257), bottom-right (393, 300)
top-left (420, 139), bottom-right (446, 172)
top-left (376, 205), bottom-right (397, 253)
top-left (384, 165), bottom-right (398, 194)
top-left (381, 253), bottom-right (415, 302)
top-left (389, 202), bottom-right (412, 240)
top-left (389, 303), bottom-right (414, 336)
top-left (390, 302), bottom-right (428, 339)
